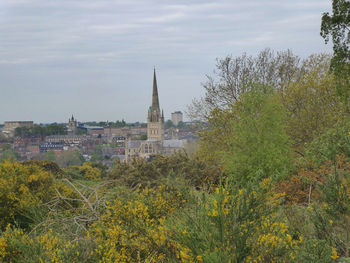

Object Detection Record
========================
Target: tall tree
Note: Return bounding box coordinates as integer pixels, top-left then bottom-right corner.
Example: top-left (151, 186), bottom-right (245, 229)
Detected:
top-left (187, 48), bottom-right (301, 121)
top-left (198, 85), bottom-right (291, 187)
top-left (321, 0), bottom-right (350, 102)
top-left (282, 54), bottom-right (345, 152)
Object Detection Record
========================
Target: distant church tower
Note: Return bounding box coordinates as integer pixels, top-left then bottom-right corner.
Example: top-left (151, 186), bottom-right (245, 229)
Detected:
top-left (67, 115), bottom-right (77, 135)
top-left (147, 69), bottom-right (164, 141)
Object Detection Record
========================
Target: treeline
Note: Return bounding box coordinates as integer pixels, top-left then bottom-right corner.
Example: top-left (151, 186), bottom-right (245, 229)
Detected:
top-left (85, 119), bottom-right (127, 128)
top-left (14, 124), bottom-right (67, 137)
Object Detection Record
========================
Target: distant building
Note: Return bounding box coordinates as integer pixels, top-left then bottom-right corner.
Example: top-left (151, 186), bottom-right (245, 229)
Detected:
top-left (67, 115), bottom-right (78, 135)
top-left (45, 135), bottom-right (87, 145)
top-left (171, 111), bottom-right (183, 126)
top-left (125, 69), bottom-right (185, 162)
top-left (40, 142), bottom-right (64, 153)
top-left (80, 125), bottom-right (104, 136)
top-left (3, 121), bottom-right (34, 137)
top-left (104, 127), bottom-right (147, 138)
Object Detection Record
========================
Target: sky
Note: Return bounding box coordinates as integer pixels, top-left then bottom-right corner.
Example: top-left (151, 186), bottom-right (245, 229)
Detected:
top-left (0, 0), bottom-right (333, 123)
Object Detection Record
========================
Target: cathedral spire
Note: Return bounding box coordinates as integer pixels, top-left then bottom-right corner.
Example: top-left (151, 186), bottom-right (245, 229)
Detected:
top-left (152, 68), bottom-right (160, 111)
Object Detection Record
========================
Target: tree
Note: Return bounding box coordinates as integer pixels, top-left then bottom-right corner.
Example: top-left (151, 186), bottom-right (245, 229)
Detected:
top-left (306, 120), bottom-right (350, 166)
top-left (165, 119), bottom-right (174, 129)
top-left (177, 121), bottom-right (186, 128)
top-left (90, 145), bottom-right (104, 162)
top-left (45, 150), bottom-right (57, 162)
top-left (226, 86), bottom-right (292, 186)
top-left (14, 124), bottom-right (67, 137)
top-left (282, 54), bottom-right (345, 152)
top-left (187, 48), bottom-right (301, 121)
top-left (199, 85), bottom-right (291, 187)
top-left (0, 149), bottom-right (21, 161)
top-left (321, 0), bottom-right (350, 102)
top-left (56, 150), bottom-right (84, 168)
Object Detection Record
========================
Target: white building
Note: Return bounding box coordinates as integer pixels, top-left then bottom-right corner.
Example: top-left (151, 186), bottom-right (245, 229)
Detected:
top-left (171, 111), bottom-right (183, 126)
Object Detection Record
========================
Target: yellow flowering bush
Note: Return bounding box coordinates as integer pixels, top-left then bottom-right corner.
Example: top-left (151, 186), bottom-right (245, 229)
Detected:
top-left (0, 161), bottom-right (60, 230)
top-left (67, 162), bottom-right (102, 181)
top-left (91, 185), bottom-right (186, 262)
top-left (169, 179), bottom-right (301, 263)
top-left (0, 224), bottom-right (98, 263)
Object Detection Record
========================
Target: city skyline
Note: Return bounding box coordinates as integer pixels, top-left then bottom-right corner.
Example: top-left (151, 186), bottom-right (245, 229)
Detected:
top-left (0, 0), bottom-right (333, 123)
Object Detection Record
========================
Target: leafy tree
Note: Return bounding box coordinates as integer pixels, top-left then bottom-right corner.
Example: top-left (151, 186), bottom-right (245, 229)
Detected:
top-left (187, 48), bottom-right (301, 121)
top-left (0, 143), bottom-right (12, 151)
top-left (165, 119), bottom-right (174, 129)
top-left (45, 150), bottom-right (57, 162)
top-left (75, 127), bottom-right (87, 135)
top-left (212, 85), bottom-right (291, 186)
top-left (177, 121), bottom-right (186, 128)
top-left (306, 120), bottom-right (350, 166)
top-left (140, 134), bottom-right (147, 140)
top-left (56, 150), bottom-right (84, 168)
top-left (321, 0), bottom-right (350, 103)
top-left (14, 124), bottom-right (67, 137)
top-left (0, 149), bottom-right (21, 161)
top-left (108, 119), bottom-right (127, 128)
top-left (282, 54), bottom-right (345, 152)
top-left (90, 145), bottom-right (104, 162)
top-left (110, 152), bottom-right (222, 188)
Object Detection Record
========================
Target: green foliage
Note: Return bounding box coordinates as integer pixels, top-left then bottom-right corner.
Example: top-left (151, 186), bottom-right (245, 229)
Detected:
top-left (85, 120), bottom-right (127, 128)
top-left (22, 160), bottom-right (63, 178)
top-left (14, 124), bottom-right (67, 137)
top-left (90, 145), bottom-right (104, 162)
top-left (311, 161), bottom-right (350, 258)
top-left (0, 161), bottom-right (59, 230)
top-left (65, 162), bottom-right (102, 181)
top-left (222, 85), bottom-right (292, 186)
top-left (56, 149), bottom-right (84, 168)
top-left (321, 0), bottom-right (350, 102)
top-left (0, 225), bottom-right (98, 263)
top-left (0, 149), bottom-right (21, 161)
top-left (295, 239), bottom-right (337, 263)
top-left (282, 54), bottom-right (345, 151)
top-left (165, 119), bottom-right (174, 129)
top-left (45, 150), bottom-right (57, 162)
top-left (75, 127), bottom-right (87, 135)
top-left (110, 152), bottom-right (222, 188)
top-left (306, 121), bottom-right (350, 165)
top-left (169, 180), bottom-right (300, 263)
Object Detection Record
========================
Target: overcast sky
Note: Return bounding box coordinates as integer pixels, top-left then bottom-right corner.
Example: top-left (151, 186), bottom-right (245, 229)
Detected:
top-left (0, 0), bottom-right (332, 123)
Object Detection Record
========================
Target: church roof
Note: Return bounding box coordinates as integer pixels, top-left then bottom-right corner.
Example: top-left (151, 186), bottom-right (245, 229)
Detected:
top-left (127, 140), bottom-right (142, 148)
top-left (163, 139), bottom-right (184, 148)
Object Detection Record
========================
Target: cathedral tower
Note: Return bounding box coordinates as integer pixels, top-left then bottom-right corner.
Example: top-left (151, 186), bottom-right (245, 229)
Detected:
top-left (67, 114), bottom-right (77, 135)
top-left (147, 69), bottom-right (164, 141)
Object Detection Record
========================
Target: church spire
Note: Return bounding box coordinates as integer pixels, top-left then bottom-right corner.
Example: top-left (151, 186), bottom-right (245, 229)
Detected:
top-left (152, 68), bottom-right (160, 111)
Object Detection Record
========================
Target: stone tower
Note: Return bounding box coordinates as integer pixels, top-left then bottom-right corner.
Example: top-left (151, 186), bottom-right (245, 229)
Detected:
top-left (147, 69), bottom-right (164, 141)
top-left (67, 115), bottom-right (77, 135)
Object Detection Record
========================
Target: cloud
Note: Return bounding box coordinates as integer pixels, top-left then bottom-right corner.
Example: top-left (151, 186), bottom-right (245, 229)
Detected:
top-left (0, 0), bottom-right (333, 122)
